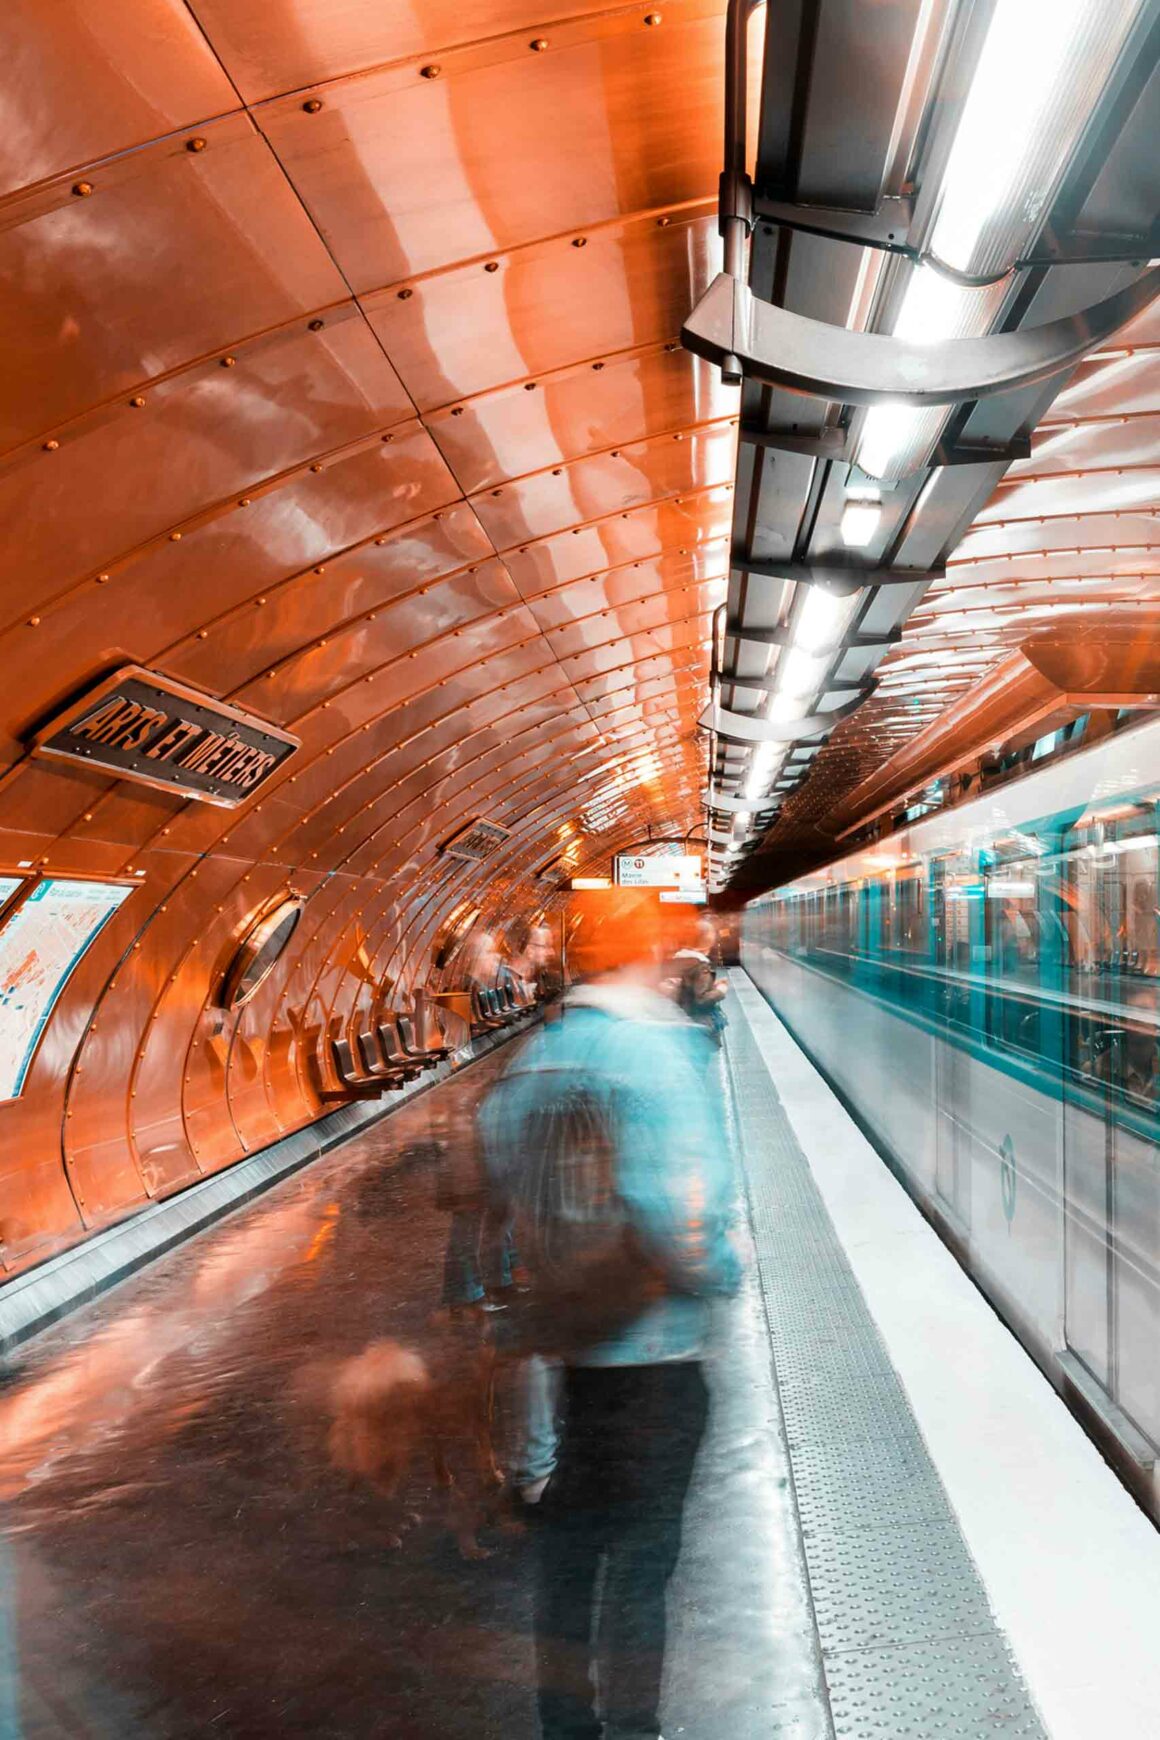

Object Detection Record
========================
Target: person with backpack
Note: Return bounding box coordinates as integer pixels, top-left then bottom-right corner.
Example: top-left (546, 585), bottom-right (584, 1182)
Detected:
top-left (477, 890), bottom-right (739, 1740)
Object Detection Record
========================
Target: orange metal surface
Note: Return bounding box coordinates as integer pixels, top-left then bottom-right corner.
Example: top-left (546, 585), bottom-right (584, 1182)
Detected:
top-left (0, 0), bottom-right (732, 1275)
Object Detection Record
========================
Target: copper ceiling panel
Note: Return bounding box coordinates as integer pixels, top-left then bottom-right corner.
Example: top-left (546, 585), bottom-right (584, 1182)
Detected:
top-left (0, 116), bottom-right (353, 454)
top-left (470, 420), bottom-right (736, 549)
top-left (187, 0), bottom-right (624, 104)
top-left (255, 5), bottom-right (727, 289)
top-left (0, 318), bottom-right (409, 633)
top-left (0, 435), bottom-right (469, 746)
top-left (525, 551), bottom-right (723, 631)
top-left (0, 0), bottom-right (238, 200)
top-left (501, 491), bottom-right (733, 598)
top-left (540, 581), bottom-right (721, 663)
top-left (364, 211), bottom-right (718, 411)
top-left (427, 348), bottom-right (735, 496)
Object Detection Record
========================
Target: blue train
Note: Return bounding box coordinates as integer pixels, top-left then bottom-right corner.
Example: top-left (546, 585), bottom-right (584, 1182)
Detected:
top-left (743, 715), bottom-right (1160, 1512)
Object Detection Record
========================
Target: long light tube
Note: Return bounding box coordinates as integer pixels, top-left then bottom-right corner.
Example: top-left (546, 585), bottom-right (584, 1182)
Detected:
top-left (858, 0), bottom-right (1144, 480)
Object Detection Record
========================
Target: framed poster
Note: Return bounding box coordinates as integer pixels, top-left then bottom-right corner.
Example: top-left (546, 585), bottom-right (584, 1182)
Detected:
top-left (0, 879), bottom-right (133, 1101)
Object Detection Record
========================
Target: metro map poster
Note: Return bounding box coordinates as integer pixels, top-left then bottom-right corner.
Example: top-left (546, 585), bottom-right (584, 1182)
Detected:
top-left (0, 879), bottom-right (133, 1101)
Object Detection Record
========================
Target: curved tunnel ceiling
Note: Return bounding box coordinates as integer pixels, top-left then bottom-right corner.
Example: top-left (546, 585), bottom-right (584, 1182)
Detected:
top-left (0, 0), bottom-right (739, 1274)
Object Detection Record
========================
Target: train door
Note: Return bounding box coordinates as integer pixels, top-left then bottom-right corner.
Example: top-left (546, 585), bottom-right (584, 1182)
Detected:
top-left (932, 855), bottom-right (973, 1230)
top-left (1061, 823), bottom-right (1160, 1444)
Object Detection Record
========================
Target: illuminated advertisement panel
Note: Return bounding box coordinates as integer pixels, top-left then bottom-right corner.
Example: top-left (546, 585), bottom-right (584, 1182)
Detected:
top-left (0, 879), bottom-right (133, 1101)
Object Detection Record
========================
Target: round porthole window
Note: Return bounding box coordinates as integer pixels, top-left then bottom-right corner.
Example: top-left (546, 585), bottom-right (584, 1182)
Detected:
top-left (219, 895), bottom-right (305, 1011)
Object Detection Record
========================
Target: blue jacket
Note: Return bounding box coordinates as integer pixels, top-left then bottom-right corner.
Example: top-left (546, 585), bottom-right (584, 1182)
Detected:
top-left (477, 980), bottom-right (740, 1365)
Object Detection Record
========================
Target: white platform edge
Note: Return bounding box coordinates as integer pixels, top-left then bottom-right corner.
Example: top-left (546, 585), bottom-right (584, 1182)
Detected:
top-left (733, 975), bottom-right (1160, 1740)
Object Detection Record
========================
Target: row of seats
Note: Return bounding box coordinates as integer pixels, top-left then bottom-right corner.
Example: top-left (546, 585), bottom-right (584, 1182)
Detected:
top-left (324, 982), bottom-right (536, 1101)
top-left (327, 1009), bottom-right (452, 1100)
top-left (470, 979), bottom-right (535, 1031)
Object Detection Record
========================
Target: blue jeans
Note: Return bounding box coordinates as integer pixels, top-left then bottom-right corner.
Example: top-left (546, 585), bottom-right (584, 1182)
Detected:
top-left (513, 1355), bottom-right (561, 1486)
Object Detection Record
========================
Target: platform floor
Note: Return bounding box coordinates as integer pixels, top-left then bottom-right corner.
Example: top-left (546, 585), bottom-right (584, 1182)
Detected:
top-left (0, 978), bottom-right (1157, 1738)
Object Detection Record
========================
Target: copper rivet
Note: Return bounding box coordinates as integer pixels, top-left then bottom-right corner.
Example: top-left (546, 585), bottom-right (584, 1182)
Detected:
top-left (314, 565), bottom-right (325, 574)
top-left (530, 37), bottom-right (548, 51)
top-left (524, 381), bottom-right (537, 391)
top-left (187, 136), bottom-right (207, 152)
top-left (27, 616), bottom-right (40, 627)
top-left (221, 355), bottom-right (237, 368)
top-left (257, 596), bottom-right (266, 605)
top-left (239, 497), bottom-right (251, 506)
top-left (420, 63), bottom-right (441, 79)
top-left (308, 318), bottom-right (324, 331)
top-left (492, 489), bottom-right (503, 497)
top-left (170, 530), bottom-right (182, 541)
top-left (96, 572), bottom-right (109, 583)
top-left (552, 468), bottom-right (562, 476)
top-left (197, 629), bottom-right (207, 639)
top-left (484, 261), bottom-right (499, 273)
top-left (382, 432), bottom-right (393, 442)
top-left (375, 536), bottom-right (387, 545)
top-left (611, 450), bottom-right (620, 457)
top-left (72, 180), bottom-right (93, 197)
top-left (592, 361), bottom-right (604, 371)
top-left (303, 97), bottom-right (323, 112)
top-left (572, 237), bottom-right (587, 248)
top-left (130, 395), bottom-right (146, 407)
top-left (310, 462), bottom-right (323, 473)
top-left (43, 438), bottom-right (59, 451)
top-left (451, 406), bottom-right (464, 416)
top-left (645, 11), bottom-right (662, 23)
top-left (657, 215), bottom-right (670, 227)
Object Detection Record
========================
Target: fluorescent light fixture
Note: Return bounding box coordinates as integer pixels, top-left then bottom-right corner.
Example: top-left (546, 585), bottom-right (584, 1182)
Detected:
top-left (742, 741), bottom-right (786, 802)
top-left (986, 879), bottom-right (1036, 897)
top-left (778, 646), bottom-right (831, 699)
top-left (857, 0), bottom-right (1144, 479)
top-left (767, 692), bottom-right (808, 723)
top-left (794, 588), bottom-right (859, 654)
top-left (840, 497), bottom-right (882, 548)
top-left (928, 0), bottom-right (1143, 278)
top-left (570, 876), bottom-right (612, 889)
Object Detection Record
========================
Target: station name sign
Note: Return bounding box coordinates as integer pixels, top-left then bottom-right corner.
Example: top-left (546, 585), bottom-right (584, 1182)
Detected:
top-left (33, 665), bottom-right (299, 807)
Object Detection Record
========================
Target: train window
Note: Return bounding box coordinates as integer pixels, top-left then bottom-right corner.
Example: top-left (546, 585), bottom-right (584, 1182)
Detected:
top-left (1063, 815), bottom-right (1159, 1110)
top-left (984, 861), bottom-right (1042, 1060)
top-left (893, 871), bottom-right (927, 954)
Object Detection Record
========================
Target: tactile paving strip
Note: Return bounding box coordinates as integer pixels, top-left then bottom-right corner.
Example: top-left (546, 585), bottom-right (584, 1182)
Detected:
top-left (724, 975), bottom-right (1048, 1739)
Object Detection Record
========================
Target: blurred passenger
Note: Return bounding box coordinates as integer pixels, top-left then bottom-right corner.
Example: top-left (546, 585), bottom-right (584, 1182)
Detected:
top-left (478, 889), bottom-right (739, 1740)
top-left (669, 949), bottom-right (728, 1051)
top-left (431, 1101), bottom-right (515, 1314)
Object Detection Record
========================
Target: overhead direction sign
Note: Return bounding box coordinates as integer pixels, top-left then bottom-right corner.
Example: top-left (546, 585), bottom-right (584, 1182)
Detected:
top-left (614, 852), bottom-right (703, 890)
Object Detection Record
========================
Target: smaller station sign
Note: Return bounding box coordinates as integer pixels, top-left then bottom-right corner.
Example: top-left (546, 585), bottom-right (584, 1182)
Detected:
top-left (33, 666), bottom-right (299, 807)
top-left (615, 852), bottom-right (703, 890)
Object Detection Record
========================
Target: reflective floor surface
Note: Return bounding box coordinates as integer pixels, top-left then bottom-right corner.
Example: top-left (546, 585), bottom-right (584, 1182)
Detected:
top-left (0, 1043), bottom-right (817, 1740)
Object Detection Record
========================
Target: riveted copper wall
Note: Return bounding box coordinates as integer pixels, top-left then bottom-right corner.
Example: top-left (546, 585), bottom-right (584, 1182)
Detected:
top-left (0, 0), bottom-right (739, 1275)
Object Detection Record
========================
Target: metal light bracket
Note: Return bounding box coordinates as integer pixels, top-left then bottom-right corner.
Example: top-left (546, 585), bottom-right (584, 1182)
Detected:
top-left (731, 553), bottom-right (942, 597)
top-left (683, 266), bottom-right (1160, 406)
top-left (724, 619), bottom-right (903, 651)
top-left (699, 687), bottom-right (874, 743)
